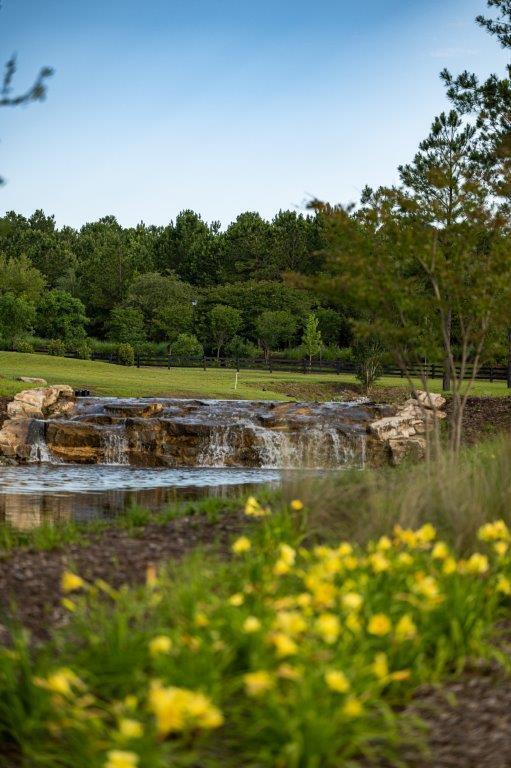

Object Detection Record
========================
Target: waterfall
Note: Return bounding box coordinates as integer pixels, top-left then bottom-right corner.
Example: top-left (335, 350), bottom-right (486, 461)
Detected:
top-left (199, 422), bottom-right (366, 470)
top-left (102, 428), bottom-right (129, 465)
top-left (28, 420), bottom-right (54, 464)
top-left (199, 426), bottom-right (237, 467)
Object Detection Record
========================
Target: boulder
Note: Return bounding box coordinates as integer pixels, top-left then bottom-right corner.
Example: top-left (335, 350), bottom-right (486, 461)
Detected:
top-left (7, 385), bottom-right (75, 420)
top-left (413, 390), bottom-right (446, 410)
top-left (0, 418), bottom-right (33, 460)
top-left (16, 376), bottom-right (48, 385)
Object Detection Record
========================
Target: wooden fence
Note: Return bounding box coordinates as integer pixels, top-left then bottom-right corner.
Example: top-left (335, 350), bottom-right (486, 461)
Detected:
top-left (31, 346), bottom-right (511, 385)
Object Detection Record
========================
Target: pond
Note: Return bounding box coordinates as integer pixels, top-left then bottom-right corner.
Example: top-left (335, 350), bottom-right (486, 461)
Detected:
top-left (0, 465), bottom-right (281, 529)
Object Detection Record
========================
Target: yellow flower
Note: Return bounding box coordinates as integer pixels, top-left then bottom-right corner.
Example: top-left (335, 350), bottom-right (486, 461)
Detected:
top-left (269, 632), bottom-right (298, 657)
top-left (394, 613), bottom-right (417, 641)
top-left (149, 681), bottom-right (223, 734)
top-left (368, 613), bottom-right (392, 637)
top-left (105, 750), bottom-right (139, 768)
top-left (337, 542), bottom-right (353, 557)
top-left (274, 611), bottom-right (307, 636)
top-left (478, 520), bottom-right (510, 542)
top-left (465, 553), bottom-right (489, 575)
top-left (290, 499), bottom-right (304, 511)
top-left (244, 496), bottom-right (269, 517)
top-left (372, 652), bottom-right (388, 680)
top-left (229, 593), bottom-right (245, 606)
top-left (495, 541), bottom-right (509, 557)
top-left (243, 616), bottom-right (262, 633)
top-left (393, 525), bottom-right (418, 548)
top-left (396, 552), bottom-right (414, 567)
top-left (145, 564), bottom-right (158, 587)
top-left (415, 523), bottom-right (436, 544)
top-left (342, 592), bottom-right (363, 611)
top-left (413, 575), bottom-right (441, 600)
top-left (442, 557), bottom-right (457, 575)
top-left (61, 597), bottom-right (77, 612)
top-left (231, 536), bottom-right (251, 555)
top-left (244, 670), bottom-right (274, 696)
top-left (315, 613), bottom-right (341, 644)
top-left (342, 697), bottom-right (363, 717)
top-left (432, 542), bottom-right (449, 560)
top-left (35, 668), bottom-right (85, 696)
top-left (279, 544), bottom-right (296, 566)
top-left (118, 719), bottom-right (143, 739)
top-left (390, 669), bottom-right (411, 682)
top-left (194, 612), bottom-right (209, 628)
top-left (149, 635), bottom-right (172, 656)
top-left (274, 559), bottom-right (292, 576)
top-left (61, 571), bottom-right (86, 594)
top-left (369, 552), bottom-right (390, 574)
top-left (377, 535), bottom-right (392, 551)
top-left (325, 670), bottom-right (350, 693)
top-left (497, 575), bottom-right (511, 595)
top-left (345, 612), bottom-right (362, 634)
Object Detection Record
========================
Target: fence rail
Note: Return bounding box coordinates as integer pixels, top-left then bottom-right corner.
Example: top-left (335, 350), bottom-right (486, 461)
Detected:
top-left (28, 346), bottom-right (511, 385)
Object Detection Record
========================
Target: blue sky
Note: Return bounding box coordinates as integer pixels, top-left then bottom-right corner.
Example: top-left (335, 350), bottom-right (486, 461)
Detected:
top-left (0, 0), bottom-right (507, 228)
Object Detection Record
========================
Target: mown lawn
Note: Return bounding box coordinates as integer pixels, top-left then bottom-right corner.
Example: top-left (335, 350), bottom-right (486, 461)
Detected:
top-left (0, 351), bottom-right (510, 400)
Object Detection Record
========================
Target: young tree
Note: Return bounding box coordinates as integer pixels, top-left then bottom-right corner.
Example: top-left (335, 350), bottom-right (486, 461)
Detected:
top-left (172, 333), bottom-right (204, 358)
top-left (209, 305), bottom-right (242, 360)
top-left (312, 192), bottom-right (511, 452)
top-left (302, 314), bottom-right (323, 364)
top-left (397, 110), bottom-right (480, 391)
top-left (0, 254), bottom-right (45, 303)
top-left (255, 310), bottom-right (297, 361)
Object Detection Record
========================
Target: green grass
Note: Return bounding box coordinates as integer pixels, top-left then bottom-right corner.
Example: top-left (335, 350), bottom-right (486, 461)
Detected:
top-left (1, 351), bottom-right (510, 400)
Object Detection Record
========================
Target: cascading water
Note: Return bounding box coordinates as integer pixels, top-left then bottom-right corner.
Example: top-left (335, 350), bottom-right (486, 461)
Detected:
top-left (102, 427), bottom-right (129, 465)
top-left (28, 420), bottom-right (54, 464)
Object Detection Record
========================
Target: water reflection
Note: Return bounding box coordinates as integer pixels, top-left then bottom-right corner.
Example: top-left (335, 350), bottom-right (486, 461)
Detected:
top-left (0, 466), bottom-right (281, 530)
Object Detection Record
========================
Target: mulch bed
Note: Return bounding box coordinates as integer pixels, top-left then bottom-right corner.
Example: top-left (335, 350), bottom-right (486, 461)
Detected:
top-left (0, 510), bottom-right (246, 645)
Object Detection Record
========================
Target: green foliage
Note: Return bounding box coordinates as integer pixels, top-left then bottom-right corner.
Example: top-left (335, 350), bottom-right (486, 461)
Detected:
top-left (36, 289), bottom-right (88, 343)
top-left (171, 333), bottom-right (204, 358)
top-left (47, 339), bottom-right (66, 357)
top-left (0, 253), bottom-right (46, 303)
top-left (255, 310), bottom-right (298, 359)
top-left (108, 307), bottom-right (147, 349)
top-left (117, 343), bottom-right (135, 366)
top-left (0, 293), bottom-right (36, 348)
top-left (11, 337), bottom-right (34, 354)
top-left (209, 305), bottom-right (243, 359)
top-left (353, 337), bottom-right (384, 392)
top-left (73, 340), bottom-right (93, 360)
top-left (302, 314), bottom-right (323, 362)
top-left (1, 490), bottom-right (510, 766)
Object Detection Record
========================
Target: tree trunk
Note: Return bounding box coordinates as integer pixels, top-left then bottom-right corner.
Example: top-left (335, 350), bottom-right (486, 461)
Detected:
top-left (442, 309), bottom-right (452, 392)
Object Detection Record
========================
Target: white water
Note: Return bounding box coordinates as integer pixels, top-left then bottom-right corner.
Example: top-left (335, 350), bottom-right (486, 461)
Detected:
top-left (28, 421), bottom-right (55, 464)
top-left (102, 428), bottom-right (129, 465)
top-left (199, 422), bottom-right (366, 470)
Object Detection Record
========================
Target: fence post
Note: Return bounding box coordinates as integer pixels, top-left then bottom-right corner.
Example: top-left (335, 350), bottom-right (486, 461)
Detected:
top-left (335, 360), bottom-right (340, 375)
top-left (136, 352), bottom-right (140, 368)
top-left (490, 365), bottom-right (494, 383)
top-left (167, 354), bottom-right (171, 370)
top-left (268, 358), bottom-right (273, 374)
top-left (236, 356), bottom-right (240, 372)
top-left (302, 358), bottom-right (307, 374)
top-left (431, 363), bottom-right (436, 379)
top-left (203, 355), bottom-right (207, 371)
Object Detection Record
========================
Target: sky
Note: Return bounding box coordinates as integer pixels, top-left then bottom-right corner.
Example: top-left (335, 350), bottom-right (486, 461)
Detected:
top-left (0, 0), bottom-right (508, 229)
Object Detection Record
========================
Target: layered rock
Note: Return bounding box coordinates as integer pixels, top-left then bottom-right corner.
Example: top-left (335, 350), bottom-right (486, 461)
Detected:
top-left (368, 391), bottom-right (446, 465)
top-left (0, 387), bottom-right (446, 468)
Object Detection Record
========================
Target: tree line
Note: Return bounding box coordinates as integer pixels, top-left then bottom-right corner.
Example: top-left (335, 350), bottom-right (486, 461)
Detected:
top-left (0, 208), bottom-right (351, 361)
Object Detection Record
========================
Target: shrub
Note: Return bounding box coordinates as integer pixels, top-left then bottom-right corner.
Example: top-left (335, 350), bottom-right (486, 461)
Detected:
top-left (74, 340), bottom-right (93, 360)
top-left (353, 338), bottom-right (384, 392)
top-left (117, 343), bottom-right (135, 366)
top-left (172, 333), bottom-right (204, 358)
top-left (47, 339), bottom-right (66, 357)
top-left (11, 337), bottom-right (34, 353)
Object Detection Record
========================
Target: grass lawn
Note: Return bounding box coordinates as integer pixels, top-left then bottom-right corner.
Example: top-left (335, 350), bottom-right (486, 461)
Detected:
top-left (0, 351), bottom-right (510, 400)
